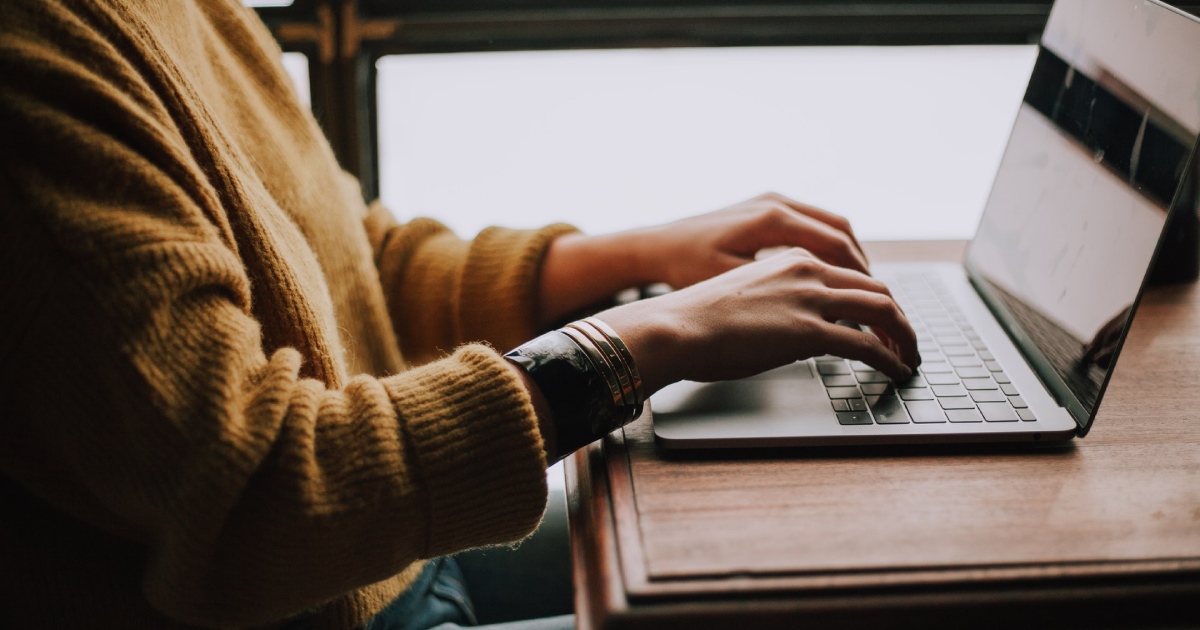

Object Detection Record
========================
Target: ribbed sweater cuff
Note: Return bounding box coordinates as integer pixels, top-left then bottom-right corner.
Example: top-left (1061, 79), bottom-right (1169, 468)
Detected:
top-left (382, 344), bottom-right (549, 557)
top-left (458, 223), bottom-right (579, 352)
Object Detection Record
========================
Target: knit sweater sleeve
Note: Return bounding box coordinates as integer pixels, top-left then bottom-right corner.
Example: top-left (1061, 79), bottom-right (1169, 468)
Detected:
top-left (0, 3), bottom-right (549, 628)
top-left (363, 201), bottom-right (578, 365)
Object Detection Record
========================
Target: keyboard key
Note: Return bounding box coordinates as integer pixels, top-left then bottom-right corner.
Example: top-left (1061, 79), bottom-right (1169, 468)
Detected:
top-left (822, 375), bottom-right (858, 387)
top-left (831, 399), bottom-right (850, 412)
top-left (979, 402), bottom-right (1019, 422)
top-left (950, 355), bottom-right (982, 367)
top-left (1017, 408), bottom-right (1037, 421)
top-left (837, 411), bottom-right (874, 425)
top-left (850, 361), bottom-right (875, 372)
top-left (937, 335), bottom-right (967, 345)
top-left (918, 342), bottom-right (940, 353)
top-left (898, 388), bottom-right (935, 401)
top-left (1000, 384), bottom-right (1019, 396)
top-left (849, 399), bottom-right (868, 411)
top-left (860, 383), bottom-right (892, 396)
top-left (985, 360), bottom-right (1004, 372)
top-left (856, 371), bottom-right (891, 384)
top-left (956, 366), bottom-right (989, 378)
top-left (827, 387), bottom-right (862, 399)
top-left (970, 390), bottom-right (1007, 403)
top-left (817, 362), bottom-right (850, 375)
top-left (919, 351), bottom-right (946, 363)
top-left (978, 350), bottom-right (995, 361)
top-left (939, 397), bottom-right (977, 410)
top-left (924, 372), bottom-right (961, 385)
top-left (896, 375), bottom-right (927, 388)
top-left (931, 384), bottom-right (968, 397)
top-left (943, 346), bottom-right (976, 356)
top-left (870, 395), bottom-right (910, 424)
top-left (906, 400), bottom-right (948, 423)
top-left (946, 408), bottom-right (984, 423)
top-left (993, 371), bottom-right (1012, 384)
top-left (1008, 396), bottom-right (1027, 408)
top-left (961, 377), bottom-right (996, 390)
top-left (920, 361), bottom-right (953, 373)
top-left (971, 338), bottom-right (989, 350)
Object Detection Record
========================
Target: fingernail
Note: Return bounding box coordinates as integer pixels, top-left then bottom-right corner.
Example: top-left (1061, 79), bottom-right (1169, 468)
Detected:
top-left (902, 366), bottom-right (914, 381)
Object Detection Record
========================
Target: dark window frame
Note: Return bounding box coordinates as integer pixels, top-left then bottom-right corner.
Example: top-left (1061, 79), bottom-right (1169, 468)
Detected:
top-left (257, 1), bottom-right (1200, 201)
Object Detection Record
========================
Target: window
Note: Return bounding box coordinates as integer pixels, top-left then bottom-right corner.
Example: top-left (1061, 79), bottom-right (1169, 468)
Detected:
top-left (280, 52), bottom-right (311, 108)
top-left (376, 45), bottom-right (1036, 240)
top-left (256, 1), bottom-right (1198, 220)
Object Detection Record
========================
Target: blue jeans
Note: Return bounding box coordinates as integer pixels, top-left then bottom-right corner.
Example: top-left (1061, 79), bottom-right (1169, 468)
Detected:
top-left (360, 558), bottom-right (573, 630)
top-left (288, 481), bottom-right (574, 630)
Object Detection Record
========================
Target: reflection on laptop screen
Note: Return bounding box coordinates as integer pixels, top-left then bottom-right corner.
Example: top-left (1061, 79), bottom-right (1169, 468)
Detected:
top-left (964, 0), bottom-right (1200, 428)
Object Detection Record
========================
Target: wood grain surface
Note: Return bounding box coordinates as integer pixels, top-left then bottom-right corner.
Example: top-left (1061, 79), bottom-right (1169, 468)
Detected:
top-left (567, 241), bottom-right (1200, 629)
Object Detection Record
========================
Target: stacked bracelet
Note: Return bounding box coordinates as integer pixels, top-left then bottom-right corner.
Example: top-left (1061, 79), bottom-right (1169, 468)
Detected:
top-left (567, 318), bottom-right (646, 419)
top-left (503, 318), bottom-right (645, 460)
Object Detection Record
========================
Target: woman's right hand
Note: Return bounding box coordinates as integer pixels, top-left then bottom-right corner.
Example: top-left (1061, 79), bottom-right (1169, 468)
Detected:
top-left (596, 247), bottom-right (920, 396)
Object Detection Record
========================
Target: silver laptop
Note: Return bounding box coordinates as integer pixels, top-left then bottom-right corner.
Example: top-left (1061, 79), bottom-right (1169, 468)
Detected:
top-left (653, 0), bottom-right (1200, 448)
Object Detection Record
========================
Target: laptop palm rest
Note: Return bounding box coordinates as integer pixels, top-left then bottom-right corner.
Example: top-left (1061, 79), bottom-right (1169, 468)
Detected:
top-left (652, 362), bottom-right (837, 446)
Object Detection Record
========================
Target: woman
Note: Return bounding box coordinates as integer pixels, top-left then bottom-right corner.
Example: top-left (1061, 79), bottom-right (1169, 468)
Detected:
top-left (0, 0), bottom-right (918, 628)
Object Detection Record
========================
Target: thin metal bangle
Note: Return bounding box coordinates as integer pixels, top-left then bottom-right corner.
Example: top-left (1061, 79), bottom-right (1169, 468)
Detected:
top-left (559, 328), bottom-right (638, 424)
top-left (582, 317), bottom-right (646, 405)
top-left (559, 326), bottom-right (624, 406)
top-left (565, 322), bottom-right (637, 407)
top-left (504, 330), bottom-right (627, 459)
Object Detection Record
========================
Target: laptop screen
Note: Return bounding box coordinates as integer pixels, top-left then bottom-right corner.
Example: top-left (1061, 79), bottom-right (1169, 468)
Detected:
top-left (963, 0), bottom-right (1200, 432)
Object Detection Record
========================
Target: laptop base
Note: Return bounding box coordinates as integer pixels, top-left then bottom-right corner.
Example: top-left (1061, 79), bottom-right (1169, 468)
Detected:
top-left (652, 262), bottom-right (1079, 449)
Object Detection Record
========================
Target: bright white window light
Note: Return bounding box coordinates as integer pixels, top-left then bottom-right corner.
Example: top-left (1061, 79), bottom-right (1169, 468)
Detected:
top-left (377, 46), bottom-right (1037, 241)
top-left (280, 52), bottom-right (310, 109)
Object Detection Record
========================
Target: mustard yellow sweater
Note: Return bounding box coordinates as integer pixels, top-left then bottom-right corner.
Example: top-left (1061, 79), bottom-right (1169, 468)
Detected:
top-left (0, 1), bottom-right (576, 628)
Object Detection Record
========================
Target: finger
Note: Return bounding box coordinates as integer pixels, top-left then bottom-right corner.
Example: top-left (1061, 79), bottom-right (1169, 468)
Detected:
top-left (814, 321), bottom-right (912, 382)
top-left (757, 208), bottom-right (870, 275)
top-left (819, 289), bottom-right (920, 369)
top-left (762, 193), bottom-right (865, 257)
top-left (812, 266), bottom-right (914, 343)
top-left (812, 263), bottom-right (894, 301)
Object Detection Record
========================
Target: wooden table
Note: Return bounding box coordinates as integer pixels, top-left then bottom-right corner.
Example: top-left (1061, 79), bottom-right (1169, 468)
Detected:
top-left (565, 241), bottom-right (1200, 630)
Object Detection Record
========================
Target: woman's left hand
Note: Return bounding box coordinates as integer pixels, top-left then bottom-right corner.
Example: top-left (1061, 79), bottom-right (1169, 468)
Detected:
top-left (538, 192), bottom-right (869, 326)
top-left (631, 192), bottom-right (867, 290)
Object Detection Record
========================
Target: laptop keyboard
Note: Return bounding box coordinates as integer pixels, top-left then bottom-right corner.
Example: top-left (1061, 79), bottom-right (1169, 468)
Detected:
top-left (818, 273), bottom-right (1037, 426)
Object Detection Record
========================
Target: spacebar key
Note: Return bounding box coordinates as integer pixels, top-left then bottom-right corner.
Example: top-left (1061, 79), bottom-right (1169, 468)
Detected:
top-left (905, 400), bottom-right (947, 423)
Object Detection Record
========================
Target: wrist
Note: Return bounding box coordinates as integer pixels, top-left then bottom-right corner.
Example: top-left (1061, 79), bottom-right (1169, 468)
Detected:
top-left (593, 300), bottom-right (683, 397)
top-left (538, 230), bottom-right (662, 326)
top-left (505, 328), bottom-right (643, 461)
top-left (504, 359), bottom-right (557, 464)
top-left (565, 229), bottom-right (662, 287)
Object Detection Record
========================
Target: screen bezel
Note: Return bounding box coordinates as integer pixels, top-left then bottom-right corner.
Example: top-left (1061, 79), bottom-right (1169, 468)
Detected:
top-left (961, 0), bottom-right (1200, 437)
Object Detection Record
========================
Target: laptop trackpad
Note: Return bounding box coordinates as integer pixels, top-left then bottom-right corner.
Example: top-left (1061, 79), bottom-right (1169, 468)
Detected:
top-left (652, 362), bottom-right (833, 442)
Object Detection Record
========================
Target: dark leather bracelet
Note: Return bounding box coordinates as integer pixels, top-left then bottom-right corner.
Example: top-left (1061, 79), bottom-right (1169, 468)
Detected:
top-left (504, 330), bottom-right (631, 460)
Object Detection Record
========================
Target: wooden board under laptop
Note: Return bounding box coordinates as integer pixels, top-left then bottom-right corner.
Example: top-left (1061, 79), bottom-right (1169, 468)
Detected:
top-left (566, 241), bottom-right (1200, 630)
